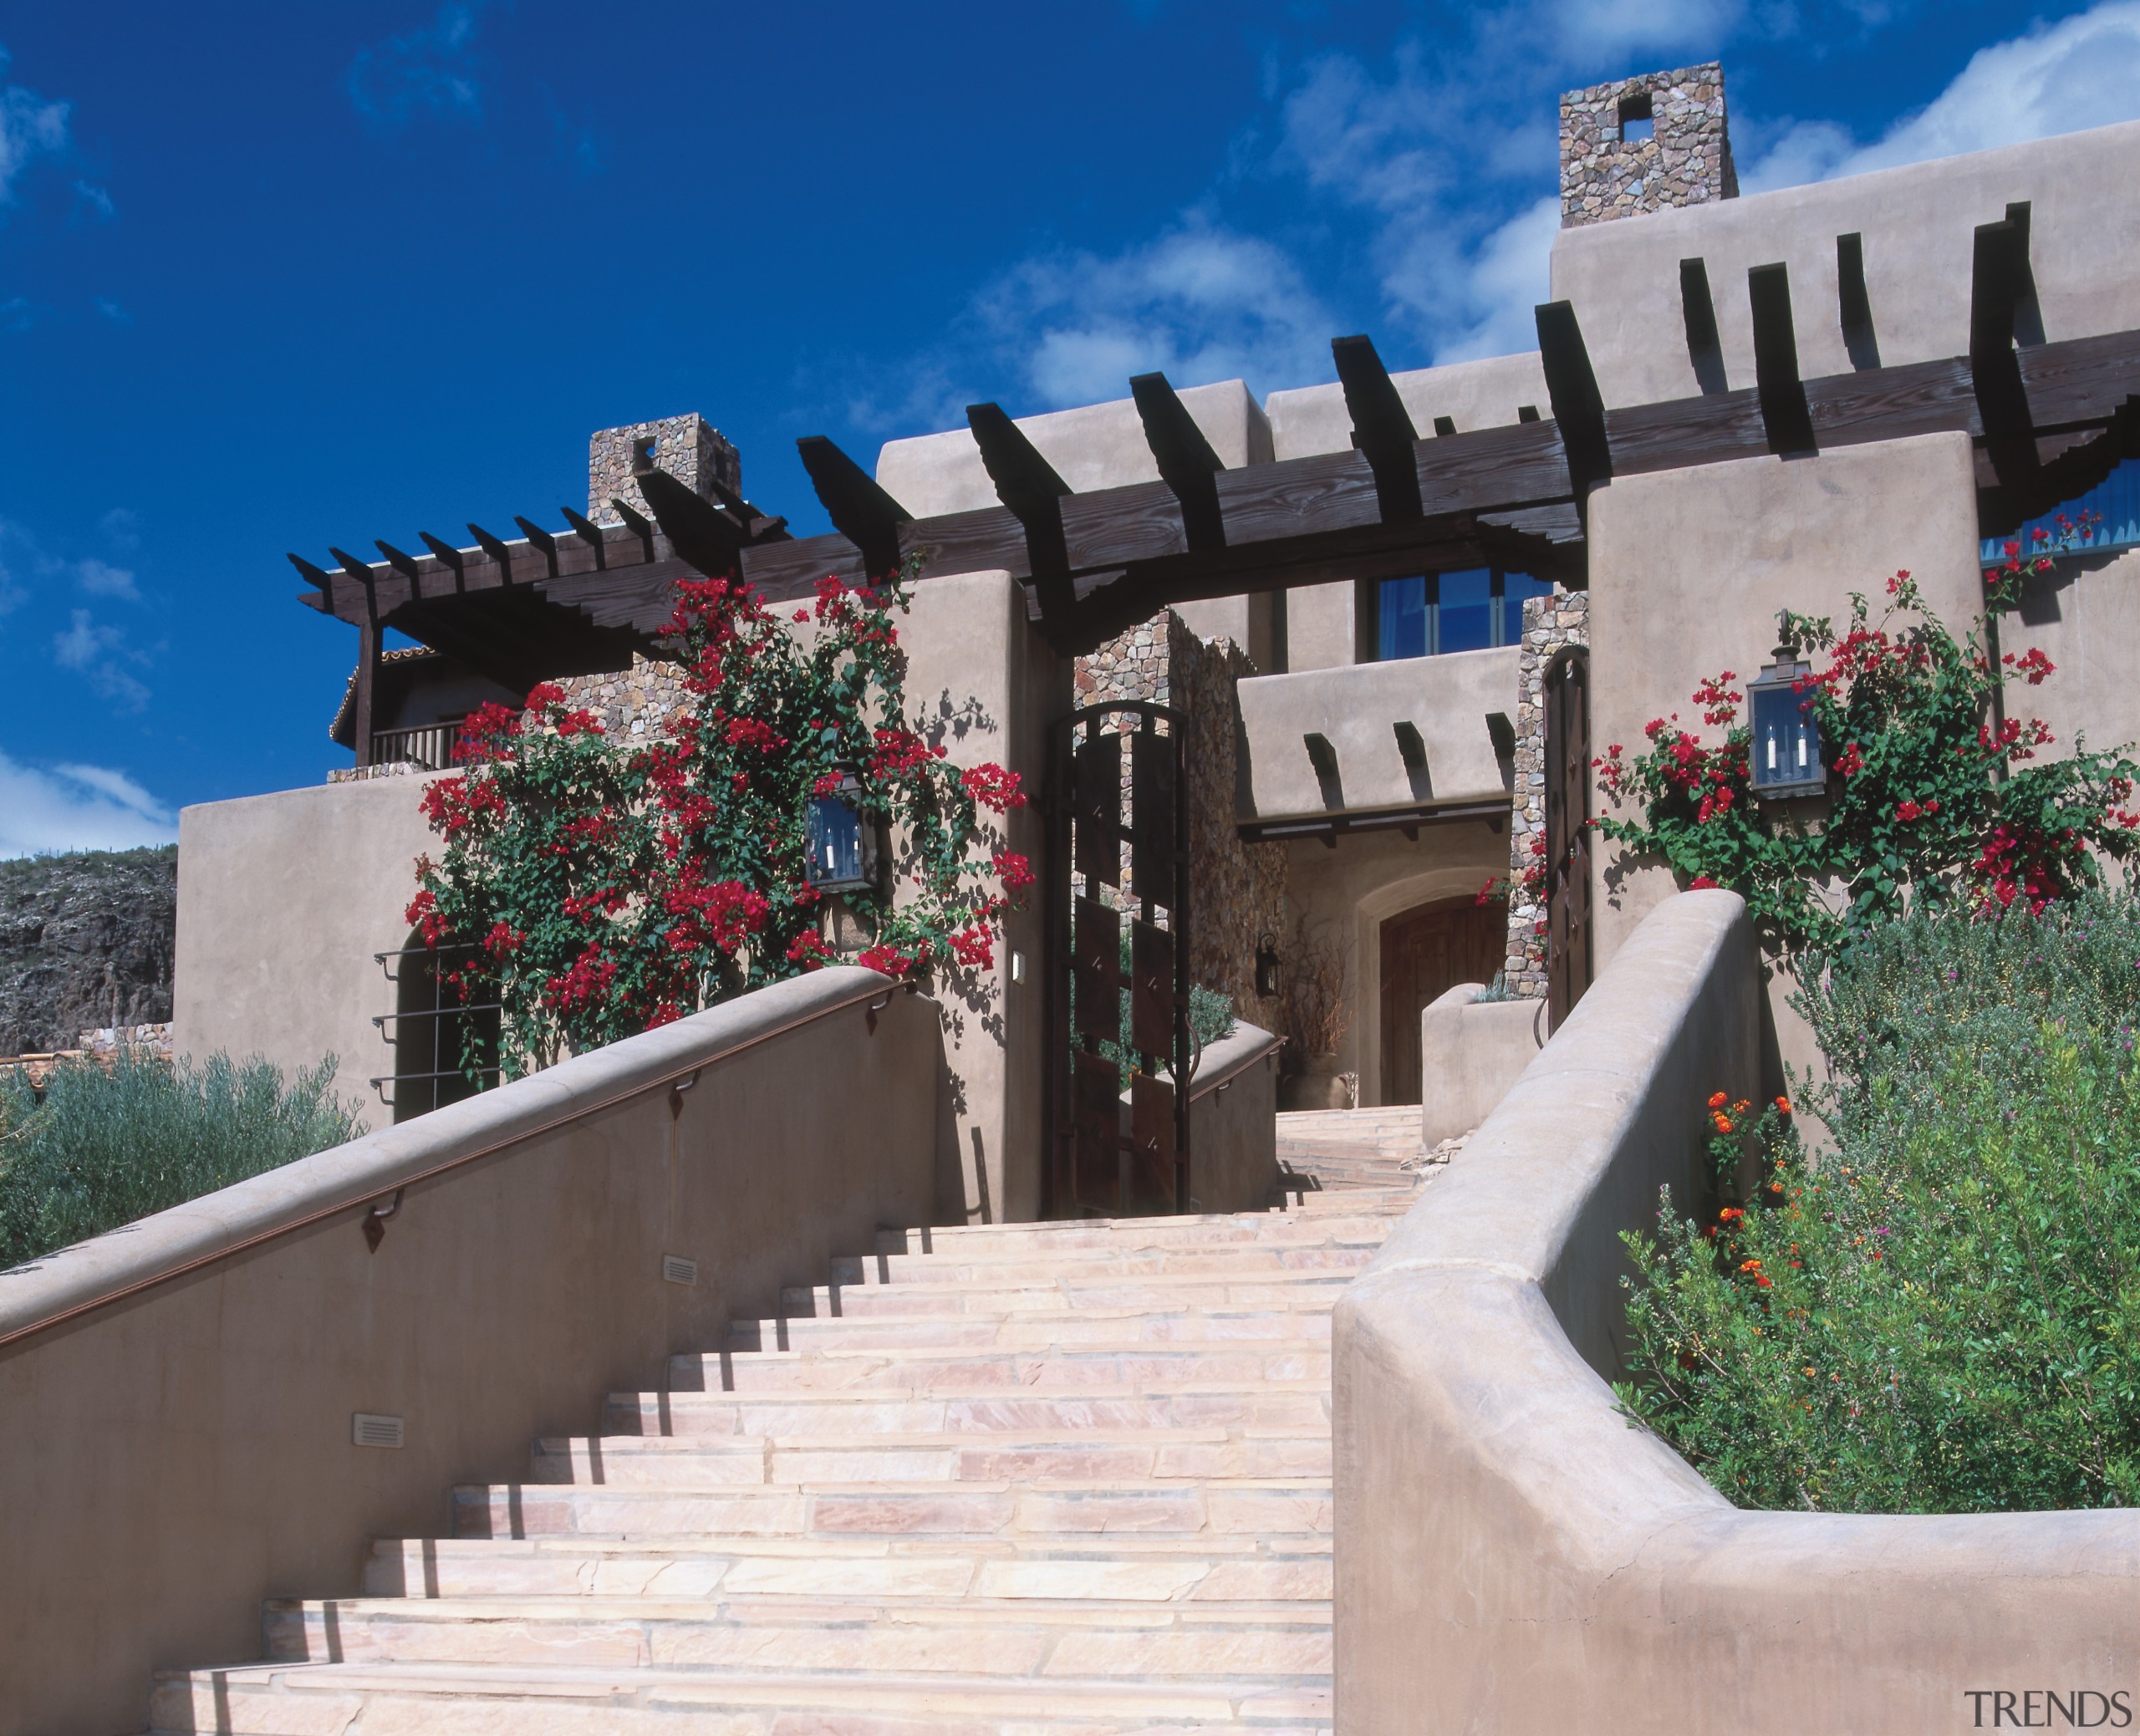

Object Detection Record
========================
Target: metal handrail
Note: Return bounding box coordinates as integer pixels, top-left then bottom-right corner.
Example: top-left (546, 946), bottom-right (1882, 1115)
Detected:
top-left (369, 719), bottom-right (463, 771)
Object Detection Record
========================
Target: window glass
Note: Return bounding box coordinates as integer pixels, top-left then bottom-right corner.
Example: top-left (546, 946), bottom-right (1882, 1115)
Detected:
top-left (1980, 458), bottom-right (2140, 564)
top-left (1501, 572), bottom-right (1553, 645)
top-left (1378, 575), bottom-right (1429, 660)
top-left (1437, 568), bottom-right (1494, 654)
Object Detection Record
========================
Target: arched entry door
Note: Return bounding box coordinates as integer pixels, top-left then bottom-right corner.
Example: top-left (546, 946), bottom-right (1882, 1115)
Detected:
top-left (1379, 894), bottom-right (1506, 1104)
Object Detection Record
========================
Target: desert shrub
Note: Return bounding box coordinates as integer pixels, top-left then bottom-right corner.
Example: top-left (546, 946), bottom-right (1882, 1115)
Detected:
top-left (1078, 923), bottom-right (1235, 1092)
top-left (0, 1052), bottom-right (365, 1270)
top-left (1614, 893), bottom-right (2140, 1512)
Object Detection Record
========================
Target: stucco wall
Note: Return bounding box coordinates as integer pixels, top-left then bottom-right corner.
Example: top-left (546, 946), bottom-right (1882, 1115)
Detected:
top-left (1552, 118), bottom-right (2140, 409)
top-left (1419, 983), bottom-right (1546, 1148)
top-left (896, 569), bottom-right (1066, 1224)
top-left (1185, 1021), bottom-right (1283, 1215)
top-left (2005, 544), bottom-right (2140, 766)
top-left (1265, 350), bottom-right (1552, 461)
top-left (1587, 431), bottom-right (1985, 969)
top-left (174, 771), bottom-right (446, 1108)
top-left (0, 967), bottom-right (941, 1736)
top-left (1333, 889), bottom-right (2138, 1733)
top-left (1284, 821), bottom-right (1511, 1107)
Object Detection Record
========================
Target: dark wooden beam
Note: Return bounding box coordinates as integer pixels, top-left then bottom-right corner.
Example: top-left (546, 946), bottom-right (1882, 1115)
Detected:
top-left (419, 532), bottom-right (468, 593)
top-left (353, 620), bottom-right (380, 769)
top-left (1679, 258), bottom-right (1727, 394)
top-left (609, 498), bottom-right (655, 563)
top-left (1749, 262), bottom-right (1816, 456)
top-left (513, 517), bottom-right (559, 576)
top-left (740, 531), bottom-right (869, 598)
top-left (967, 402), bottom-right (1075, 626)
top-left (466, 522), bottom-right (517, 583)
top-left (1129, 373), bottom-right (1225, 550)
top-left (797, 435), bottom-right (909, 577)
top-left (1332, 334), bottom-right (1423, 522)
top-left (1535, 301), bottom-right (1611, 501)
top-left (558, 507), bottom-right (609, 571)
top-left (1972, 216), bottom-right (2037, 486)
top-left (634, 466), bottom-right (746, 578)
top-left (288, 552), bottom-right (336, 613)
top-left (1837, 232), bottom-right (1879, 369)
top-left (374, 541), bottom-right (424, 588)
top-left (329, 548), bottom-right (382, 624)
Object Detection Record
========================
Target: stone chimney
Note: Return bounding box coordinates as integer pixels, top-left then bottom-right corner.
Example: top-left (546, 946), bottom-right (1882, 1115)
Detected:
top-left (1559, 63), bottom-right (1736, 228)
top-left (588, 414), bottom-right (742, 524)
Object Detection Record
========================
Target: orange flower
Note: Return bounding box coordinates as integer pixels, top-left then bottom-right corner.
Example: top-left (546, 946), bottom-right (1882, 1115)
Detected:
top-left (1708, 1091), bottom-right (1728, 1109)
top-left (1712, 1112), bottom-right (1733, 1133)
top-left (1775, 1096), bottom-right (1792, 1115)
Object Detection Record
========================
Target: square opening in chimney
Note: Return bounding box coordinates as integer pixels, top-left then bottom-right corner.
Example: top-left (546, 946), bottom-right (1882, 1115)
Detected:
top-left (1618, 92), bottom-right (1654, 143)
top-left (632, 435), bottom-right (657, 473)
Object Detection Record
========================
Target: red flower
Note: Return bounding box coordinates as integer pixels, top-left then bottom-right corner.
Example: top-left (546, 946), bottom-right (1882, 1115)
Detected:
top-left (785, 931), bottom-right (833, 971)
top-left (1688, 874), bottom-right (1720, 890)
top-left (947, 924), bottom-right (996, 969)
top-left (960, 762), bottom-right (1027, 812)
top-left (991, 848), bottom-right (1036, 892)
top-left (858, 943), bottom-right (914, 978)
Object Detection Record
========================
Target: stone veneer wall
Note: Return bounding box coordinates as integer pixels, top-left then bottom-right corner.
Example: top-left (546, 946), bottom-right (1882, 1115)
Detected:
top-left (1502, 591), bottom-right (1590, 999)
top-left (1559, 63), bottom-right (1735, 228)
top-left (1076, 613), bottom-right (1289, 1029)
top-left (588, 414), bottom-right (741, 527)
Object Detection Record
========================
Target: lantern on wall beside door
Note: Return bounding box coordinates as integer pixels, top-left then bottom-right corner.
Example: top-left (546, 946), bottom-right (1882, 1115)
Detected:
top-left (1745, 621), bottom-right (1827, 800)
top-left (805, 731), bottom-right (884, 895)
top-left (1255, 934), bottom-right (1281, 1000)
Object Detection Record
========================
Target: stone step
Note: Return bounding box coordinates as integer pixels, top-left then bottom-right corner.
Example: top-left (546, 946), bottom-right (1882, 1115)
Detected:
top-left (604, 1382), bottom-right (1332, 1438)
top-left (777, 1270), bottom-right (1352, 1318)
top-left (261, 1592), bottom-right (1334, 1679)
top-left (451, 1477), bottom-right (1335, 1541)
top-left (726, 1304), bottom-right (1332, 1353)
top-left (364, 1534), bottom-right (1333, 1602)
top-left (823, 1243), bottom-right (1374, 1287)
top-left (528, 1428), bottom-right (1332, 1488)
top-left (670, 1341), bottom-right (1332, 1393)
top-left (151, 1665), bottom-right (1331, 1735)
top-left (869, 1212), bottom-right (1404, 1257)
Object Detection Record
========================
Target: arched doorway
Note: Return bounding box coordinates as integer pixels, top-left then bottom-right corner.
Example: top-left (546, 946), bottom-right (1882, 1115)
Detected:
top-left (388, 931), bottom-right (500, 1123)
top-left (1378, 893), bottom-right (1507, 1104)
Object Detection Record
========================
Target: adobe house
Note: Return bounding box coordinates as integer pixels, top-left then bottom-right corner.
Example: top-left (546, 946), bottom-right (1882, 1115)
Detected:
top-left (177, 62), bottom-right (2140, 1218)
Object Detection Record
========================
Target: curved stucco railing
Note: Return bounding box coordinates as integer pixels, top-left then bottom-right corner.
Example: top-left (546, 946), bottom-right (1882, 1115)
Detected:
top-left (1334, 889), bottom-right (2139, 1733)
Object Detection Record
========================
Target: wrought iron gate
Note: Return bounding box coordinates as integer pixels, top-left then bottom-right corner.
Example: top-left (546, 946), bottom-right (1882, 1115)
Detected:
top-left (1045, 702), bottom-right (1192, 1218)
top-left (1544, 649), bottom-right (1593, 1030)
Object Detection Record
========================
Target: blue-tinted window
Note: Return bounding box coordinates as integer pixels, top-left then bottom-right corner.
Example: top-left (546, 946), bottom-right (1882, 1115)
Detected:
top-left (1378, 575), bottom-right (1429, 661)
top-left (1980, 458), bottom-right (2140, 565)
top-left (1373, 568), bottom-right (1554, 661)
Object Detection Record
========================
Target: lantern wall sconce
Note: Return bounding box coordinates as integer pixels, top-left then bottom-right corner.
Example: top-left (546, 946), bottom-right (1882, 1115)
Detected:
top-left (1255, 934), bottom-right (1281, 999)
top-left (805, 731), bottom-right (886, 895)
top-left (1745, 618), bottom-right (1827, 800)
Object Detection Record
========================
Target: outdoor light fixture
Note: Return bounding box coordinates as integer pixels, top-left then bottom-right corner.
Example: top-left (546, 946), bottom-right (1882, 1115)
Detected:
top-left (1745, 619), bottom-right (1827, 800)
top-left (1255, 934), bottom-right (1281, 999)
top-left (805, 730), bottom-right (883, 895)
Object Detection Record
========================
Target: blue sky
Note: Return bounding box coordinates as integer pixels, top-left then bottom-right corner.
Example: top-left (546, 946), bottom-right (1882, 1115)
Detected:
top-left (5, 0), bottom-right (2140, 854)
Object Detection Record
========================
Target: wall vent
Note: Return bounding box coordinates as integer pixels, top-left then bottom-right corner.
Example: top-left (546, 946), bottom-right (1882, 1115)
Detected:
top-left (661, 1254), bottom-right (699, 1286)
top-left (352, 1412), bottom-right (405, 1449)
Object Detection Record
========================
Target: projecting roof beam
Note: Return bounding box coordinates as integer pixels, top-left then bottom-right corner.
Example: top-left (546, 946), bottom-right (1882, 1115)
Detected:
top-left (1129, 372), bottom-right (1225, 551)
top-left (513, 517), bottom-right (558, 576)
top-left (1535, 301), bottom-right (1611, 503)
top-left (635, 465), bottom-right (749, 578)
top-left (374, 541), bottom-right (424, 588)
top-left (797, 435), bottom-right (910, 578)
top-left (329, 548), bottom-right (382, 624)
top-left (967, 402), bottom-right (1076, 626)
top-left (1836, 234), bottom-right (1880, 370)
top-left (1332, 334), bottom-right (1423, 522)
top-left (707, 477), bottom-right (792, 542)
top-left (1749, 262), bottom-right (1816, 457)
top-left (419, 532), bottom-right (468, 593)
top-left (1972, 215), bottom-right (2038, 486)
top-left (466, 522), bottom-right (517, 583)
top-left (288, 552), bottom-right (337, 613)
top-left (558, 507), bottom-right (609, 570)
top-left (1679, 259), bottom-right (1728, 395)
top-left (609, 499), bottom-right (655, 563)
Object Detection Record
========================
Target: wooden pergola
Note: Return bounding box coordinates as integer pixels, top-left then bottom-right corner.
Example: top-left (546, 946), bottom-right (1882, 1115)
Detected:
top-left (300, 211), bottom-right (2140, 764)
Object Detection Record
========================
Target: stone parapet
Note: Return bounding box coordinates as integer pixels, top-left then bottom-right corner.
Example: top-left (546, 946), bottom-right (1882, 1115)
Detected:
top-left (1559, 63), bottom-right (1735, 228)
top-left (588, 414), bottom-right (741, 526)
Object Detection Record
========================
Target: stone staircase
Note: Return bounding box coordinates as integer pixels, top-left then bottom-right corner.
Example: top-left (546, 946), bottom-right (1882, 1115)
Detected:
top-left (149, 1113), bottom-right (1429, 1734)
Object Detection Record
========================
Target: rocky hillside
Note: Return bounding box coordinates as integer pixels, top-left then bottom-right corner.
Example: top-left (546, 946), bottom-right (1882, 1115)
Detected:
top-left (0, 846), bottom-right (177, 1055)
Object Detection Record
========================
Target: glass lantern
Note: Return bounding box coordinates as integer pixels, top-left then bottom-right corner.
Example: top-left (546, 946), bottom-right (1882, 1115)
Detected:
top-left (805, 735), bottom-right (882, 895)
top-left (1745, 635), bottom-right (1827, 800)
top-left (1255, 934), bottom-right (1281, 999)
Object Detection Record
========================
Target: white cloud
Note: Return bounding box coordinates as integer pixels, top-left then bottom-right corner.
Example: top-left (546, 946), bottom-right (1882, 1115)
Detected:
top-left (52, 607), bottom-right (148, 708)
top-left (75, 557), bottom-right (137, 599)
top-left (1431, 195), bottom-right (1562, 364)
top-left (0, 753), bottom-right (174, 858)
top-left (1549, 0), bottom-right (1743, 59)
top-left (72, 177), bottom-right (111, 218)
top-left (0, 51), bottom-right (68, 205)
top-left (348, 4), bottom-right (486, 129)
top-left (1745, 0), bottom-right (2140, 190)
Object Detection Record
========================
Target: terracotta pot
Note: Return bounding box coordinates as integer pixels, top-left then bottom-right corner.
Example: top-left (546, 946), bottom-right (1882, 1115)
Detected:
top-left (1279, 1057), bottom-right (1353, 1112)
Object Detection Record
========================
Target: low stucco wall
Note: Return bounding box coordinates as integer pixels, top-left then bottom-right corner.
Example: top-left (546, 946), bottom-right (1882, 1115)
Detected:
top-left (1186, 1020), bottom-right (1283, 1214)
top-left (1333, 891), bottom-right (2139, 1733)
top-left (0, 967), bottom-right (944, 1736)
top-left (1418, 983), bottom-right (1545, 1148)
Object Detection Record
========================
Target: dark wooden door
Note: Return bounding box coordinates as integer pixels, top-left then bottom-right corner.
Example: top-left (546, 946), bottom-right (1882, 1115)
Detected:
top-left (1545, 650), bottom-right (1593, 1031)
top-left (1379, 897), bottom-right (1506, 1104)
